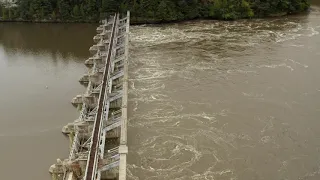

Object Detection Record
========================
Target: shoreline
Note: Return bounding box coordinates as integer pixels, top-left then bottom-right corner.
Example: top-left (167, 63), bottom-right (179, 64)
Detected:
top-left (0, 10), bottom-right (311, 25)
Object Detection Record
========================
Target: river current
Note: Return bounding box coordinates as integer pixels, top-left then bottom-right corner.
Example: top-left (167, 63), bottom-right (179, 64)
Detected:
top-left (127, 4), bottom-right (320, 180)
top-left (0, 2), bottom-right (320, 180)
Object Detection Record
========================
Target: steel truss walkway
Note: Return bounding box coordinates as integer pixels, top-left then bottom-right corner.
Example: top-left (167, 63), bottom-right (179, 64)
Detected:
top-left (49, 11), bottom-right (130, 180)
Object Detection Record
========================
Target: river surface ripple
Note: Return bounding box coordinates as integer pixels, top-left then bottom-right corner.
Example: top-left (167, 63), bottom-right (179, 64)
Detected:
top-left (127, 6), bottom-right (320, 180)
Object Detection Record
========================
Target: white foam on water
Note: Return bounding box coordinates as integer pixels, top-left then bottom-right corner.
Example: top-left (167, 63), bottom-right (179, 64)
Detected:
top-left (276, 33), bottom-right (302, 43)
top-left (300, 166), bottom-right (320, 179)
top-left (306, 26), bottom-right (319, 37)
top-left (278, 160), bottom-right (288, 172)
top-left (257, 63), bottom-right (294, 71)
top-left (132, 136), bottom-right (203, 177)
top-left (242, 92), bottom-right (264, 98)
top-left (128, 18), bottom-right (320, 180)
top-left (132, 100), bottom-right (138, 112)
top-left (274, 25), bottom-right (320, 42)
top-left (191, 167), bottom-right (235, 180)
top-left (132, 69), bottom-right (174, 81)
top-left (257, 116), bottom-right (275, 134)
top-left (186, 62), bottom-right (216, 71)
top-left (260, 136), bottom-right (271, 143)
top-left (227, 69), bottom-right (257, 74)
top-left (285, 59), bottom-right (309, 68)
top-left (131, 26), bottom-right (190, 46)
top-left (130, 110), bottom-right (218, 128)
top-left (289, 44), bottom-right (304, 47)
top-left (197, 129), bottom-right (237, 149)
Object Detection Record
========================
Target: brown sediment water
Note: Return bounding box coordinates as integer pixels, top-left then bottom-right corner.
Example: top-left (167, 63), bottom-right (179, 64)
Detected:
top-left (0, 23), bottom-right (96, 180)
top-left (0, 1), bottom-right (320, 179)
top-left (127, 2), bottom-right (320, 180)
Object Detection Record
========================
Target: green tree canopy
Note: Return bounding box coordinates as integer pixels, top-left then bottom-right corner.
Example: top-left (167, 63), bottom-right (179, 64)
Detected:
top-left (0, 0), bottom-right (310, 23)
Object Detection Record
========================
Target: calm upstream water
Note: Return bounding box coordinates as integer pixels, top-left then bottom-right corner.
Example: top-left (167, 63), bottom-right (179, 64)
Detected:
top-left (0, 24), bottom-right (96, 179)
top-left (1, 2), bottom-right (320, 180)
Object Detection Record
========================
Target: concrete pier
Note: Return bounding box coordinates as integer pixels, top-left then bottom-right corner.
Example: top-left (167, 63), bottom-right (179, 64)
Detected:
top-left (50, 12), bottom-right (130, 180)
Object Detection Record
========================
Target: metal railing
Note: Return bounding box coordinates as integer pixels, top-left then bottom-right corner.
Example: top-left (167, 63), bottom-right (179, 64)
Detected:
top-left (84, 13), bottom-right (118, 180)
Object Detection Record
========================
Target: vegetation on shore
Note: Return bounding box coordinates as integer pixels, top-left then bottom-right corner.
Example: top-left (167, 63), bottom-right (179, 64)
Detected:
top-left (0, 0), bottom-right (310, 23)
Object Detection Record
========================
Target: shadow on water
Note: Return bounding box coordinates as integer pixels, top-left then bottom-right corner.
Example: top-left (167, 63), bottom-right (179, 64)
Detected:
top-left (0, 23), bottom-right (98, 61)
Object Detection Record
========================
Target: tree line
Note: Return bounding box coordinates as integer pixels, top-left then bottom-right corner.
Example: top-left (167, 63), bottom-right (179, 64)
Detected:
top-left (0, 0), bottom-right (310, 23)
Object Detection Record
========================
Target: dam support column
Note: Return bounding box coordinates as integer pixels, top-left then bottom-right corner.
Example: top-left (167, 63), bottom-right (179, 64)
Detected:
top-left (49, 11), bottom-right (130, 180)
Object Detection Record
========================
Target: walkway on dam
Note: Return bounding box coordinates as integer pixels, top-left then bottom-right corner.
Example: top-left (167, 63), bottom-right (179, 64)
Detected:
top-left (49, 11), bottom-right (130, 180)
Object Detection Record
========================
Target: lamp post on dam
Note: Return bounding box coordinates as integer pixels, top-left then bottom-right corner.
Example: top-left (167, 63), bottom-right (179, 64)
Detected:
top-left (49, 11), bottom-right (130, 180)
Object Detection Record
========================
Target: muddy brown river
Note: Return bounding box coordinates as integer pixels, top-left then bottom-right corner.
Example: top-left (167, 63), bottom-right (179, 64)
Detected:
top-left (1, 2), bottom-right (320, 180)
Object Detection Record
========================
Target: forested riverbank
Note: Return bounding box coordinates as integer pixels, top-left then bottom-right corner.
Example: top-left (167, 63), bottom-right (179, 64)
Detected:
top-left (0, 0), bottom-right (310, 23)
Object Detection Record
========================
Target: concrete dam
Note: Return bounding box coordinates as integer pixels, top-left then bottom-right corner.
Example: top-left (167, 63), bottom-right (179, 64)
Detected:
top-left (49, 12), bottom-right (130, 180)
